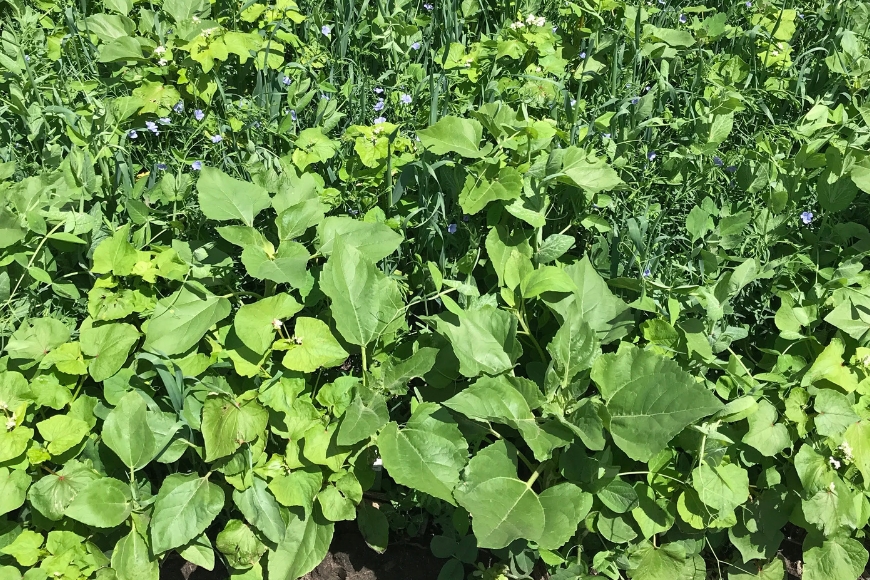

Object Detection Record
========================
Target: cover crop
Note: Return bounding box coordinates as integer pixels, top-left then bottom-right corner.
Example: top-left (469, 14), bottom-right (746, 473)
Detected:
top-left (0, 0), bottom-right (869, 579)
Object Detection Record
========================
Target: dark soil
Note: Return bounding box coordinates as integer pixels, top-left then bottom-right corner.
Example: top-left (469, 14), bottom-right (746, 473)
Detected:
top-left (159, 522), bottom-right (444, 580)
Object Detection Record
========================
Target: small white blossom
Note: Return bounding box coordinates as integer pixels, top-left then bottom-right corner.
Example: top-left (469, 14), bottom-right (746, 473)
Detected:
top-left (5, 416), bottom-right (15, 431)
top-left (829, 457), bottom-right (841, 469)
top-left (192, 16), bottom-right (201, 23)
top-left (828, 482), bottom-right (836, 493)
top-left (839, 442), bottom-right (854, 462)
top-left (154, 45), bottom-right (166, 55)
top-left (510, 21), bottom-right (525, 29)
top-left (272, 319), bottom-right (283, 330)
top-left (373, 457), bottom-right (383, 470)
top-left (158, 58), bottom-right (168, 66)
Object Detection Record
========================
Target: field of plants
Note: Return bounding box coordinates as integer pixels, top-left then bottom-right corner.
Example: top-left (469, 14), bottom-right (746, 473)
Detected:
top-left (1, 0), bottom-right (870, 578)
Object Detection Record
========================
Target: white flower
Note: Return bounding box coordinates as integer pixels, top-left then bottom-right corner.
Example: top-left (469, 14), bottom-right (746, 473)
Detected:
top-left (829, 457), bottom-right (841, 469)
top-left (839, 442), bottom-right (854, 462)
top-left (510, 21), bottom-right (525, 29)
top-left (5, 416), bottom-right (15, 431)
top-left (534, 16), bottom-right (546, 26)
top-left (272, 319), bottom-right (283, 329)
top-left (158, 58), bottom-right (168, 66)
top-left (202, 27), bottom-right (216, 37)
top-left (526, 14), bottom-right (536, 23)
top-left (154, 45), bottom-right (166, 55)
top-left (828, 482), bottom-right (836, 493)
top-left (192, 16), bottom-right (201, 23)
top-left (372, 457), bottom-right (383, 470)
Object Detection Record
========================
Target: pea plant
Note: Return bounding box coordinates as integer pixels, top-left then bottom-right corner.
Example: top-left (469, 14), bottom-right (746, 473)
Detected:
top-left (0, 0), bottom-right (869, 579)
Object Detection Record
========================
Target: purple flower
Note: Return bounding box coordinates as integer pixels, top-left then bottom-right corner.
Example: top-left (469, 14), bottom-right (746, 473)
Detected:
top-left (400, 93), bottom-right (412, 104)
top-left (603, 132), bottom-right (611, 138)
top-left (194, 109), bottom-right (205, 121)
top-left (713, 156), bottom-right (724, 166)
top-left (290, 110), bottom-right (297, 121)
top-left (552, 26), bottom-right (558, 33)
top-left (801, 211), bottom-right (813, 224)
top-left (282, 76), bottom-right (292, 85)
top-left (462, 214), bottom-right (469, 222)
top-left (423, 3), bottom-right (433, 10)
top-left (321, 93), bottom-right (330, 100)
top-left (173, 101), bottom-right (184, 113)
top-left (146, 121), bottom-right (159, 134)
top-left (647, 151), bottom-right (657, 161)
top-left (322, 25), bottom-right (331, 36)
top-left (192, 161), bottom-right (202, 171)
top-left (679, 13), bottom-right (687, 23)
top-left (726, 165), bottom-right (737, 173)
top-left (745, 1), bottom-right (752, 7)
top-left (373, 116), bottom-right (386, 124)
top-left (374, 99), bottom-right (385, 111)
top-left (157, 163), bottom-right (167, 170)
top-left (158, 117), bottom-right (171, 125)
top-left (411, 42), bottom-right (421, 50)
top-left (24, 54), bottom-right (30, 63)
top-left (644, 85), bottom-right (651, 93)
top-left (579, 51), bottom-right (586, 59)
top-left (211, 134), bottom-right (222, 143)
top-left (128, 130), bottom-right (138, 139)
top-left (374, 87), bottom-right (384, 94)
top-left (447, 223), bottom-right (457, 234)
top-left (643, 267), bottom-right (651, 277)
top-left (631, 97), bottom-right (639, 104)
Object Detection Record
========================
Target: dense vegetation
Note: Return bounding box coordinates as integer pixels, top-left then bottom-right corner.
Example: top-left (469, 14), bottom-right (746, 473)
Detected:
top-left (1, 0), bottom-right (869, 579)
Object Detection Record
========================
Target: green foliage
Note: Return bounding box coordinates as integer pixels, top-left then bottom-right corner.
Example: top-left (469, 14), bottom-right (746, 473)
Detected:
top-left (1, 0), bottom-right (870, 578)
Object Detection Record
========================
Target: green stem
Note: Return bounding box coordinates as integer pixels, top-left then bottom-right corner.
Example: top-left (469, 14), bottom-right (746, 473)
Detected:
top-left (526, 461), bottom-right (547, 489)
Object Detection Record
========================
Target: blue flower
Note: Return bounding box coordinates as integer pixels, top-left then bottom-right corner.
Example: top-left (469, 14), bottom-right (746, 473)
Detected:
top-left (411, 42), bottom-right (421, 50)
top-left (631, 97), bottom-right (639, 104)
top-left (24, 54), bottom-right (30, 63)
top-left (173, 101), bottom-right (184, 113)
top-left (801, 211), bottom-right (813, 224)
top-left (282, 76), bottom-right (292, 85)
top-left (321, 93), bottom-right (330, 100)
top-left (128, 130), bottom-right (138, 139)
top-left (194, 109), bottom-right (205, 121)
top-left (713, 156), bottom-right (724, 166)
top-left (146, 121), bottom-right (159, 134)
top-left (211, 134), bottom-right (222, 143)
top-left (647, 151), bottom-right (657, 161)
top-left (290, 110), bottom-right (297, 121)
top-left (322, 25), bottom-right (331, 36)
top-left (726, 165), bottom-right (737, 173)
top-left (643, 267), bottom-right (651, 277)
top-left (374, 117), bottom-right (386, 124)
top-left (423, 3), bottom-right (433, 10)
top-left (603, 132), bottom-right (611, 138)
top-left (579, 51), bottom-right (586, 59)
top-left (745, 1), bottom-right (752, 7)
top-left (158, 117), bottom-right (171, 125)
top-left (400, 93), bottom-right (412, 104)
top-left (679, 13), bottom-right (687, 23)
top-left (374, 87), bottom-right (384, 94)
top-left (570, 99), bottom-right (577, 107)
top-left (374, 99), bottom-right (385, 111)
top-left (157, 163), bottom-right (167, 170)
top-left (192, 161), bottom-right (202, 171)
top-left (447, 223), bottom-right (457, 234)
top-left (462, 214), bottom-right (469, 222)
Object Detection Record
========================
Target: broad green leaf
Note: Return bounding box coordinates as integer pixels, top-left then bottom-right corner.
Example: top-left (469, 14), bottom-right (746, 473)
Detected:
top-left (36, 414), bottom-right (89, 456)
top-left (545, 256), bottom-right (631, 343)
top-left (178, 532), bottom-right (215, 571)
top-left (0, 426), bottom-right (31, 462)
top-left (320, 239), bottom-right (404, 347)
top-left (196, 167), bottom-right (271, 226)
top-left (316, 481), bottom-right (358, 522)
top-left (801, 338), bottom-right (860, 392)
top-left (0, 371), bottom-right (30, 410)
top-left (357, 503), bottom-right (389, 554)
top-left (459, 166), bottom-right (523, 215)
top-left (558, 148), bottom-right (623, 195)
top-left (102, 391), bottom-right (156, 470)
top-left (162, 0), bottom-right (209, 23)
top-left (233, 477), bottom-right (286, 544)
top-left (150, 474), bottom-right (225, 554)
top-left (802, 478), bottom-right (857, 535)
top-left (202, 395), bottom-right (268, 461)
top-left (802, 536), bottom-right (868, 580)
top-left (591, 343), bottom-right (723, 461)
top-left (547, 309), bottom-right (599, 387)
top-left (0, 529), bottom-right (43, 567)
top-left (277, 198), bottom-right (326, 241)
top-left (268, 508), bottom-right (334, 580)
top-left (434, 304), bottom-right (521, 377)
top-left (302, 422), bottom-right (352, 472)
top-left (5, 318), bottom-right (71, 363)
top-left (813, 389), bottom-right (859, 437)
top-left (381, 347), bottom-right (438, 394)
top-left (486, 226), bottom-right (534, 291)
top-left (80, 322), bottom-right (139, 381)
top-left (597, 478), bottom-right (639, 513)
top-left (97, 36), bottom-right (145, 62)
top-left (844, 419), bottom-right (870, 485)
top-left (0, 208), bottom-right (25, 249)
top-left (292, 128), bottom-right (338, 170)
top-left (536, 234), bottom-right (575, 264)
top-left (241, 241), bottom-right (310, 287)
top-left (112, 527), bottom-right (159, 580)
top-left (91, 224), bottom-right (138, 276)
top-left (144, 284), bottom-right (231, 356)
top-left (691, 462), bottom-right (749, 514)
top-left (626, 543), bottom-right (687, 580)
top-left (281, 317), bottom-right (349, 373)
top-left (0, 468), bottom-right (30, 516)
top-left (460, 477), bottom-right (544, 549)
top-left (537, 483), bottom-right (592, 550)
top-left (65, 477), bottom-right (132, 528)
top-left (268, 466), bottom-right (323, 515)
top-left (727, 559), bottom-right (784, 580)
top-left (216, 520), bottom-right (266, 570)
top-left (28, 459), bottom-right (99, 520)
top-left (337, 389), bottom-right (389, 446)
top-left (234, 294), bottom-right (302, 355)
top-left (742, 400), bottom-right (791, 457)
top-left (316, 217), bottom-right (403, 262)
top-left (520, 266), bottom-right (576, 299)
top-left (418, 116), bottom-right (485, 158)
top-left (817, 169), bottom-right (858, 213)
top-left (377, 402), bottom-right (468, 505)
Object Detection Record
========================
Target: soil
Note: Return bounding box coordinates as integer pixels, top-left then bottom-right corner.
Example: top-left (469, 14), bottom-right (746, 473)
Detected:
top-left (159, 522), bottom-right (445, 580)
